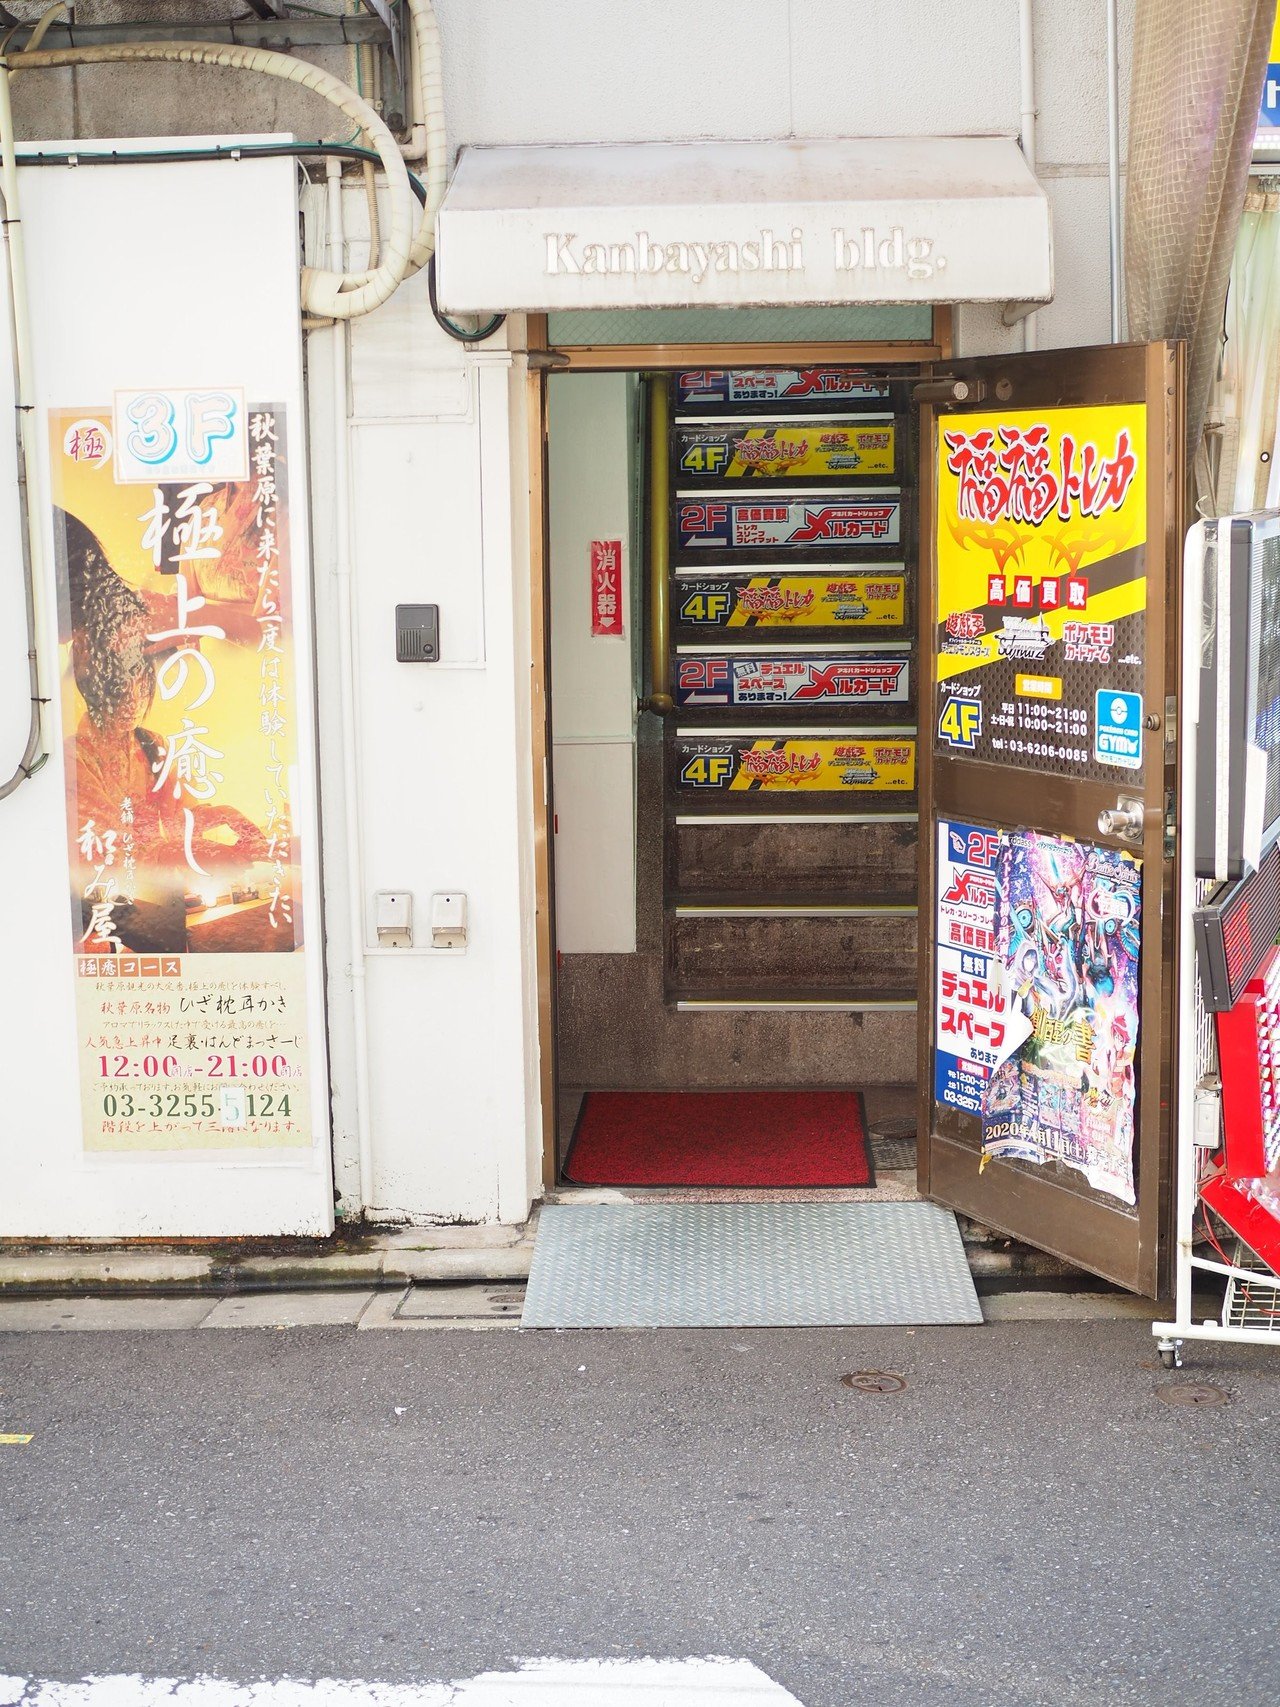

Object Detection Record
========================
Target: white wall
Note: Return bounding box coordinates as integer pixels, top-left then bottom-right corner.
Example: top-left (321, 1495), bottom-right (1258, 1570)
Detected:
top-left (6, 1), bottom-right (1134, 359)
top-left (306, 185), bottom-right (540, 1226)
top-left (0, 0), bottom-right (1138, 1232)
top-left (429, 0), bottom-right (1134, 354)
top-left (548, 373), bottom-right (638, 956)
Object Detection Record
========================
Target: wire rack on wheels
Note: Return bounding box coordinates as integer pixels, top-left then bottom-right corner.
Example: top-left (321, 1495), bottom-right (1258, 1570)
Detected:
top-left (1154, 517), bottom-right (1280, 1366)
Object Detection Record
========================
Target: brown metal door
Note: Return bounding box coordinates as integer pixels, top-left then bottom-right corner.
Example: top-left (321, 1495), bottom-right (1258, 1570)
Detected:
top-left (917, 342), bottom-right (1184, 1296)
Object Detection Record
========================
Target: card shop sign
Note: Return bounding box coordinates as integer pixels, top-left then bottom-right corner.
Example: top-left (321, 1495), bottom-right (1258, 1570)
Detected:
top-left (591, 539), bottom-right (624, 637)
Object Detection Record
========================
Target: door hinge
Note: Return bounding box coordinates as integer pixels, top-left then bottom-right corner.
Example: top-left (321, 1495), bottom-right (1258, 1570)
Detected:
top-left (911, 377), bottom-right (986, 406)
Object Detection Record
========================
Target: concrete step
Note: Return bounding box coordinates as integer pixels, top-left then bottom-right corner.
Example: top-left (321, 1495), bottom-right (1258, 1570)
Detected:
top-left (668, 903), bottom-right (918, 997)
top-left (672, 813), bottom-right (917, 901)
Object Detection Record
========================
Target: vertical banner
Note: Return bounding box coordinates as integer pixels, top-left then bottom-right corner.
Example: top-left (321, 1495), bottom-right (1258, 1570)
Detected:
top-left (589, 537), bottom-right (624, 637)
top-left (52, 396), bottom-right (313, 1150)
top-left (934, 405), bottom-right (1147, 781)
top-left (934, 820), bottom-right (1024, 1116)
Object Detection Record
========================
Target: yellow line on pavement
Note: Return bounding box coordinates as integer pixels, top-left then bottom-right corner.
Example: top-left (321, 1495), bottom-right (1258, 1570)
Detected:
top-left (0, 1432), bottom-right (33, 1444)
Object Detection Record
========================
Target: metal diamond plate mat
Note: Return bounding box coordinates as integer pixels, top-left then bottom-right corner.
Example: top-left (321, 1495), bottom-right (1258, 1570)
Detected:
top-left (521, 1202), bottom-right (982, 1328)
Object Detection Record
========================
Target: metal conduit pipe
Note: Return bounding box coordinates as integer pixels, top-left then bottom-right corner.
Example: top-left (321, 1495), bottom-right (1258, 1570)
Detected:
top-left (1106, 0), bottom-right (1123, 340)
top-left (643, 375), bottom-right (673, 717)
top-left (325, 159), bottom-right (376, 1216)
top-left (1018, 0), bottom-right (1038, 351)
top-left (402, 0), bottom-right (448, 233)
top-left (0, 20), bottom-right (392, 51)
top-left (0, 42), bottom-right (46, 799)
top-left (4, 38), bottom-right (417, 320)
top-left (343, 0), bottom-right (448, 279)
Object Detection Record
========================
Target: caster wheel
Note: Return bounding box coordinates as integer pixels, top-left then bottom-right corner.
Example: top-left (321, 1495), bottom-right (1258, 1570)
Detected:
top-left (1160, 1348), bottom-right (1177, 1369)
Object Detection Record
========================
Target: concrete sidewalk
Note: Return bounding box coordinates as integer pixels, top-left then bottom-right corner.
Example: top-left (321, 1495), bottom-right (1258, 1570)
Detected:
top-left (0, 1219), bottom-right (539, 1296)
top-left (0, 1284), bottom-right (1168, 1333)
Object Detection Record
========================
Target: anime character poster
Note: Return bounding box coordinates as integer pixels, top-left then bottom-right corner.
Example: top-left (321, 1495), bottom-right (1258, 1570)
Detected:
top-left (52, 396), bottom-right (312, 1151)
top-left (981, 830), bottom-right (1141, 1204)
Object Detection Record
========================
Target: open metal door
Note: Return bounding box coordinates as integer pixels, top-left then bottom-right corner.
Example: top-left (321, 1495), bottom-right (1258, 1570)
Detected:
top-left (917, 342), bottom-right (1184, 1296)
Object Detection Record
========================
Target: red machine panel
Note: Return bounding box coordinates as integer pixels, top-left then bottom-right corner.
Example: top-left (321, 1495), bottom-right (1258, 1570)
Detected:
top-left (1217, 944), bottom-right (1280, 1179)
top-left (1200, 1173), bottom-right (1280, 1276)
top-left (1210, 943), bottom-right (1280, 1273)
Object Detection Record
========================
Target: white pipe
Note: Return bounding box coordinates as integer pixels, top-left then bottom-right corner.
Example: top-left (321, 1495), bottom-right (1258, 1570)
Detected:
top-left (1018, 0), bottom-right (1038, 351)
top-left (346, 0), bottom-right (447, 280)
top-left (407, 0), bottom-right (447, 257)
top-left (1175, 524), bottom-right (1205, 1331)
top-left (1106, 0), bottom-right (1123, 340)
top-left (0, 46), bottom-right (48, 799)
top-left (1152, 522), bottom-right (1206, 1354)
top-left (9, 39), bottom-right (417, 319)
top-left (1149, 1320), bottom-right (1280, 1347)
top-left (326, 160), bottom-right (375, 1217)
top-left (1185, 1253), bottom-right (1280, 1288)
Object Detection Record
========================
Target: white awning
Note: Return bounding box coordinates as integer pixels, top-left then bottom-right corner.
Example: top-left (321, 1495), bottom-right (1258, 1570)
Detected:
top-left (435, 136), bottom-right (1053, 315)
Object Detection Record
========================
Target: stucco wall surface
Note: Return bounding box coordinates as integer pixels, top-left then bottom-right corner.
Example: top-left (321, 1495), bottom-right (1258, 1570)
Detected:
top-left (0, 1), bottom-right (1135, 1227)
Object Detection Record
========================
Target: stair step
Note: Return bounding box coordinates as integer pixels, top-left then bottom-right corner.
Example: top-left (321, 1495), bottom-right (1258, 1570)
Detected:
top-left (672, 988), bottom-right (918, 1013)
top-left (669, 907), bottom-right (918, 996)
top-left (672, 897), bottom-right (917, 917)
top-left (672, 814), bottom-right (918, 902)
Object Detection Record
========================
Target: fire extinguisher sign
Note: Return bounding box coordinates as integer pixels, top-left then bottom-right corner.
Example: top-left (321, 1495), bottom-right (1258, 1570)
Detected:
top-left (590, 539), bottom-right (624, 638)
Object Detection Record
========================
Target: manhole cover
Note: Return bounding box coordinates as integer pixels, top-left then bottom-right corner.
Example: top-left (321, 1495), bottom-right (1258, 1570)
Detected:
top-left (840, 1370), bottom-right (907, 1393)
top-left (1156, 1382), bottom-right (1230, 1408)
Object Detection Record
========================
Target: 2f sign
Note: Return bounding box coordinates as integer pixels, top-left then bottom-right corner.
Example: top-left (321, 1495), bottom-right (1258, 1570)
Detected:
top-left (112, 387), bottom-right (249, 484)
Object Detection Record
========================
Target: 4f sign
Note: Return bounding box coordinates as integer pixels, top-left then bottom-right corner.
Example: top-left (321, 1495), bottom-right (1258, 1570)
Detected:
top-left (681, 752), bottom-right (734, 787)
top-left (938, 695), bottom-right (982, 750)
top-left (112, 387), bottom-right (248, 484)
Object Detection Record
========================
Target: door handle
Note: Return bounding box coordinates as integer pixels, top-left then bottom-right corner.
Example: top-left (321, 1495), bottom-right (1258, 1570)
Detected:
top-left (1097, 796), bottom-right (1145, 845)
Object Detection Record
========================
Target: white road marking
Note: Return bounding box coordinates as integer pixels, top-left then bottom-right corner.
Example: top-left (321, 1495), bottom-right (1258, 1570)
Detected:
top-left (0, 1660), bottom-right (805, 1706)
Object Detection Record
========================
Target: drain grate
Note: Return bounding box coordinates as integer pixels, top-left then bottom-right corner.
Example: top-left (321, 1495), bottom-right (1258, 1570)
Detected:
top-left (394, 1284), bottom-right (526, 1326)
top-left (840, 1370), bottom-right (907, 1393)
top-left (1156, 1382), bottom-right (1230, 1408)
top-left (871, 1136), bottom-right (917, 1171)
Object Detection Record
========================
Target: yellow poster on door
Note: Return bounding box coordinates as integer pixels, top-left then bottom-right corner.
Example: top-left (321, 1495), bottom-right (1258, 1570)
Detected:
top-left (935, 403), bottom-right (1147, 784)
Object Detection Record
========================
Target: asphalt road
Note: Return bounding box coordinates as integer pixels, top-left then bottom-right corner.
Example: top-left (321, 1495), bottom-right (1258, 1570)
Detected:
top-left (1, 1316), bottom-right (1276, 1706)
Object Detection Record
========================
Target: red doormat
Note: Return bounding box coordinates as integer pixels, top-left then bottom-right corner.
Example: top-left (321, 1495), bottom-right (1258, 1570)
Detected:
top-left (563, 1090), bottom-right (874, 1188)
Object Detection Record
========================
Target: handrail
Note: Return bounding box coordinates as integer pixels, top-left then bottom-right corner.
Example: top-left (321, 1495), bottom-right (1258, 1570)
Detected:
top-left (642, 372), bottom-right (673, 715)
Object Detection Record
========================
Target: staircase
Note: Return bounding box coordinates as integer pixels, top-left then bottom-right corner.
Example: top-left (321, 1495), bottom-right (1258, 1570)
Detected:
top-left (658, 366), bottom-right (921, 1018)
